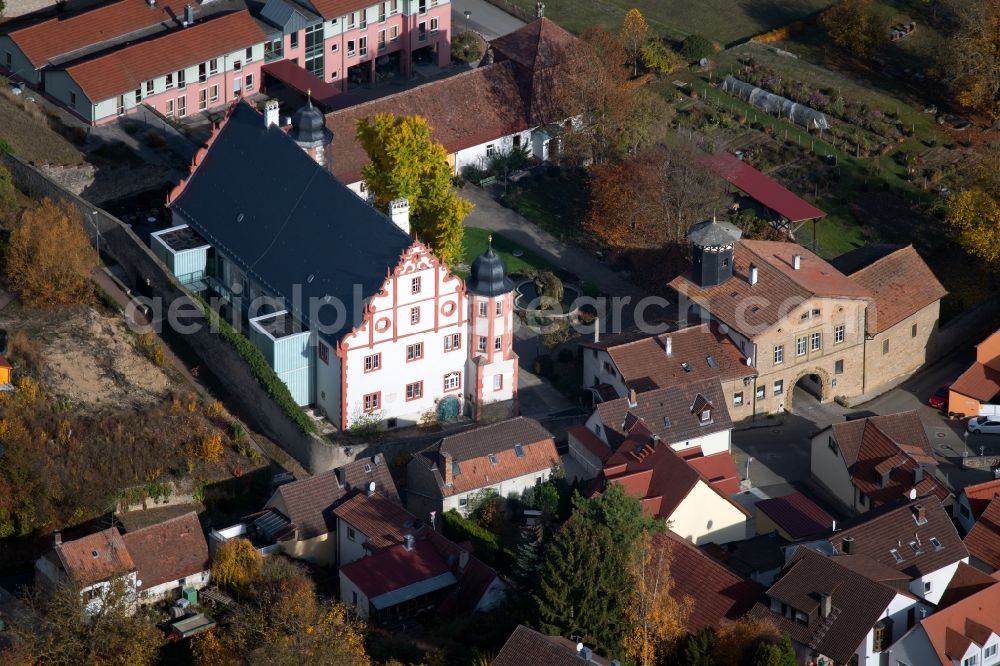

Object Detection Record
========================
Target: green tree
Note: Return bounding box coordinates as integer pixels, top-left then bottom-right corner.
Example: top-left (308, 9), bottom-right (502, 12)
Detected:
top-left (680, 34), bottom-right (714, 61)
top-left (749, 635), bottom-right (797, 666)
top-left (679, 627), bottom-right (717, 665)
top-left (640, 39), bottom-right (685, 75)
top-left (0, 163), bottom-right (17, 212)
top-left (512, 522), bottom-right (547, 587)
top-left (821, 0), bottom-right (886, 58)
top-left (356, 113), bottom-right (471, 266)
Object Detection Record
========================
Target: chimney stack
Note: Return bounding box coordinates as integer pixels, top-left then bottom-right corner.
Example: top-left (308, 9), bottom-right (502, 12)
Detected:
top-left (264, 99), bottom-right (280, 128)
top-left (792, 254), bottom-right (801, 270)
top-left (665, 336), bottom-right (672, 357)
top-left (820, 592), bottom-right (832, 618)
top-left (842, 535), bottom-right (854, 554)
top-left (147, 0), bottom-right (156, 7)
top-left (593, 316), bottom-right (600, 343)
top-left (628, 388), bottom-right (638, 408)
top-left (388, 198), bottom-right (410, 235)
top-left (748, 264), bottom-right (758, 286)
top-left (54, 531), bottom-right (62, 547)
top-left (913, 465), bottom-right (924, 484)
top-left (403, 534), bottom-right (414, 551)
top-left (441, 450), bottom-right (453, 486)
top-left (183, 4), bottom-right (194, 26)
top-left (536, 1), bottom-right (545, 18)
top-left (914, 503), bottom-right (926, 523)
top-left (458, 549), bottom-right (469, 569)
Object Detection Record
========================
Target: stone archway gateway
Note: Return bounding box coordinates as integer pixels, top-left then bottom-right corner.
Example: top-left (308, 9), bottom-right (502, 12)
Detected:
top-left (786, 367), bottom-right (833, 410)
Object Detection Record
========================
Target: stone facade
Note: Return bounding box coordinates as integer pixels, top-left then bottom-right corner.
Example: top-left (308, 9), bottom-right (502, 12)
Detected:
top-left (863, 300), bottom-right (940, 397)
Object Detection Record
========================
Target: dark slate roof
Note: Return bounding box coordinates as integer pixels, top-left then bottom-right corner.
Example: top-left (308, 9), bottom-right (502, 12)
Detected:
top-left (466, 246), bottom-right (514, 297)
top-left (755, 491), bottom-right (834, 540)
top-left (289, 98), bottom-right (331, 148)
top-left (687, 218), bottom-right (742, 247)
top-left (169, 100), bottom-right (413, 344)
top-left (434, 416), bottom-right (553, 463)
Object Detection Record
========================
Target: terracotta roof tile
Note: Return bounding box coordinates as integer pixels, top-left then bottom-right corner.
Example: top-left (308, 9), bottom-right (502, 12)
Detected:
top-left (566, 424), bottom-right (611, 462)
top-left (53, 528), bottom-right (135, 588)
top-left (845, 245), bottom-right (947, 333)
top-left (495, 625), bottom-right (612, 666)
top-left (961, 479), bottom-right (1000, 520)
top-left (62, 11), bottom-right (266, 102)
top-left (338, 539), bottom-right (450, 599)
top-left (755, 492), bottom-right (834, 540)
top-left (687, 452), bottom-right (741, 496)
top-left (7, 0), bottom-right (192, 68)
top-left (829, 411), bottom-right (929, 467)
top-left (951, 362), bottom-right (1000, 403)
top-left (699, 153), bottom-right (826, 222)
top-left (919, 582), bottom-right (1000, 663)
top-left (332, 492), bottom-right (423, 551)
top-left (121, 512), bottom-right (208, 591)
top-left (965, 496), bottom-right (1000, 571)
top-left (324, 61), bottom-right (530, 183)
top-left (937, 561), bottom-right (998, 609)
top-left (306, 0), bottom-right (375, 19)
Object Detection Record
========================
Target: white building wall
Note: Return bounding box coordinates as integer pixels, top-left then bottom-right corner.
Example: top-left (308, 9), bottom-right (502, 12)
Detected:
top-left (451, 130), bottom-right (532, 176)
top-left (670, 428), bottom-right (731, 457)
top-left (957, 493), bottom-right (977, 534)
top-left (337, 516), bottom-right (369, 566)
top-left (667, 481), bottom-right (747, 545)
top-left (887, 624), bottom-right (938, 666)
top-left (339, 569), bottom-right (371, 617)
top-left (315, 335), bottom-right (343, 426)
top-left (580, 348), bottom-right (628, 398)
top-left (42, 70), bottom-right (96, 122)
top-left (810, 429), bottom-right (856, 512)
top-left (910, 559), bottom-right (966, 605)
top-left (139, 569), bottom-right (210, 604)
top-left (442, 467), bottom-right (556, 516)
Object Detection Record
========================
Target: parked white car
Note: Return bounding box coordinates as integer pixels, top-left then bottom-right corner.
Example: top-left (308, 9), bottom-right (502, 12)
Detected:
top-left (968, 416), bottom-right (1000, 435)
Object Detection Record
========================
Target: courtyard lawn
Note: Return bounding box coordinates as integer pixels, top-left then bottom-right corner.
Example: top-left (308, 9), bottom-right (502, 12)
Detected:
top-left (498, 167), bottom-right (588, 242)
top-left (457, 227), bottom-right (554, 278)
top-left (508, 0), bottom-right (836, 44)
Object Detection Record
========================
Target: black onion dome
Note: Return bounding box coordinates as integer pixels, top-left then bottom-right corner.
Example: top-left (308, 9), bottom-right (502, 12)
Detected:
top-left (289, 98), bottom-right (330, 148)
top-left (466, 243), bottom-right (514, 297)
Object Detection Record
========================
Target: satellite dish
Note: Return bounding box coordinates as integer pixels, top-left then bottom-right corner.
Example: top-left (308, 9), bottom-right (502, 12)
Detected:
top-left (909, 488), bottom-right (917, 500)
top-left (368, 481), bottom-right (376, 493)
top-left (576, 642), bottom-right (584, 653)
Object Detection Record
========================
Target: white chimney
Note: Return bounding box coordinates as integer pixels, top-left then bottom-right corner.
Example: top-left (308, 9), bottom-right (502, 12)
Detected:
top-left (593, 316), bottom-right (600, 343)
top-left (749, 264), bottom-right (758, 286)
top-left (403, 533), bottom-right (415, 551)
top-left (147, 0), bottom-right (156, 7)
top-left (182, 4), bottom-right (194, 26)
top-left (389, 198), bottom-right (410, 234)
top-left (264, 99), bottom-right (280, 128)
top-left (665, 336), bottom-right (673, 357)
top-left (792, 254), bottom-right (801, 270)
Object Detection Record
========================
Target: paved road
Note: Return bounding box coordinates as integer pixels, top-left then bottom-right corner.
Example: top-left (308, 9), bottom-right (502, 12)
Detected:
top-left (451, 0), bottom-right (526, 39)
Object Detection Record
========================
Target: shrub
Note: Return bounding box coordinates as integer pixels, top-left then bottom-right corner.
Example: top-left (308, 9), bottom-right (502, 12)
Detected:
top-left (198, 433), bottom-right (224, 463)
top-left (442, 509), bottom-right (513, 567)
top-left (211, 538), bottom-right (263, 595)
top-left (681, 34), bottom-right (715, 61)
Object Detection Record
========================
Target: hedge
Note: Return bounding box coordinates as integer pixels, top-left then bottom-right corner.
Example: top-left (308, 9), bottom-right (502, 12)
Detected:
top-left (442, 509), bottom-right (514, 568)
top-left (191, 294), bottom-right (316, 435)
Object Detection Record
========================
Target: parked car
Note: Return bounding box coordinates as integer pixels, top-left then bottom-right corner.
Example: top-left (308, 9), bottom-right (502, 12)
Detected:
top-left (968, 416), bottom-right (1000, 435)
top-left (929, 383), bottom-right (952, 411)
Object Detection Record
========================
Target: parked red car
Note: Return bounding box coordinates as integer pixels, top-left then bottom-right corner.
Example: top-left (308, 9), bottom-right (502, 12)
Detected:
top-left (928, 383), bottom-right (952, 411)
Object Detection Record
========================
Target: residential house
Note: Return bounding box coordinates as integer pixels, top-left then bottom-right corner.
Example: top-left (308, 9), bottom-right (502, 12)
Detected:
top-left (335, 491), bottom-right (503, 619)
top-left (669, 220), bottom-right (946, 413)
top-left (937, 562), bottom-right (999, 609)
top-left (957, 478), bottom-right (1000, 534)
top-left (755, 491), bottom-right (835, 541)
top-left (749, 547), bottom-right (930, 666)
top-left (323, 18), bottom-right (577, 195)
top-left (35, 512), bottom-right (210, 612)
top-left (965, 495), bottom-right (1000, 573)
top-left (601, 433), bottom-right (749, 545)
top-left (405, 417), bottom-right (559, 521)
top-left (810, 410), bottom-right (952, 515)
top-left (830, 497), bottom-right (969, 604)
top-left (494, 625), bottom-right (611, 666)
top-left (578, 322), bottom-right (757, 420)
top-left (889, 573), bottom-right (1000, 666)
top-left (949, 328), bottom-right (1000, 418)
top-left (164, 100), bottom-right (518, 429)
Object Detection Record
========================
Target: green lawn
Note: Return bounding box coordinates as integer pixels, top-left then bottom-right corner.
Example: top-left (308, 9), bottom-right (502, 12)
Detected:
top-left (457, 227), bottom-right (554, 278)
top-left (498, 167), bottom-right (588, 242)
top-left (509, 0), bottom-right (835, 44)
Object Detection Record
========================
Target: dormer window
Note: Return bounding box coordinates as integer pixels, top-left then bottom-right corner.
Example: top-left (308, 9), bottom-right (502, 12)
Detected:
top-left (909, 540), bottom-right (923, 556)
top-left (452, 460), bottom-right (461, 476)
top-left (890, 548), bottom-right (904, 564)
top-left (700, 410), bottom-right (711, 422)
top-left (930, 536), bottom-right (942, 550)
top-left (488, 453), bottom-right (498, 465)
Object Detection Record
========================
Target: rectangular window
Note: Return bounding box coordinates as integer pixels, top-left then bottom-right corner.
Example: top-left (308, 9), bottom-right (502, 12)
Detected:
top-left (493, 374), bottom-right (503, 391)
top-left (359, 11), bottom-right (367, 29)
top-left (835, 359), bottom-right (843, 374)
top-left (390, 0), bottom-right (398, 14)
top-left (411, 276), bottom-right (421, 294)
top-left (318, 341), bottom-right (329, 364)
top-left (363, 392), bottom-right (380, 411)
top-left (410, 306), bottom-right (420, 324)
top-left (352, 591), bottom-right (358, 605)
top-left (165, 72), bottom-right (174, 89)
top-left (796, 336), bottom-right (807, 356)
top-left (444, 333), bottom-right (461, 351)
top-left (348, 12), bottom-right (356, 28)
top-left (477, 336), bottom-right (487, 352)
top-left (359, 36), bottom-right (367, 56)
top-left (165, 98), bottom-right (175, 118)
top-left (177, 69), bottom-right (186, 88)
top-left (177, 95), bottom-right (186, 118)
top-left (418, 0), bottom-right (427, 13)
top-left (733, 392), bottom-right (743, 407)
top-left (828, 436), bottom-right (838, 453)
top-left (430, 16), bottom-right (438, 30)
top-left (245, 73), bottom-right (254, 91)
top-left (872, 620), bottom-right (892, 653)
top-left (486, 144), bottom-right (496, 157)
top-left (390, 25), bottom-right (399, 40)
top-left (233, 60), bottom-right (242, 73)
top-left (964, 657), bottom-right (977, 666)
top-left (71, 91), bottom-right (78, 108)
top-left (146, 80), bottom-right (154, 95)
top-left (835, 324), bottom-right (845, 344)
top-left (378, 29), bottom-right (386, 49)
top-left (198, 88), bottom-right (207, 110)
top-left (494, 336), bottom-right (502, 351)
top-left (209, 84), bottom-right (219, 102)
top-left (911, 323), bottom-right (918, 338)
top-left (379, 4), bottom-right (386, 22)
top-left (245, 46), bottom-right (253, 61)
top-left (406, 381), bottom-right (423, 401)
top-left (478, 301), bottom-right (487, 317)
top-left (406, 343), bottom-right (423, 361)
top-left (495, 301), bottom-right (503, 316)
top-left (232, 76), bottom-right (241, 98)
top-left (199, 62), bottom-right (207, 82)
top-left (364, 353), bottom-right (380, 372)
top-left (984, 644), bottom-right (997, 659)
top-left (810, 332), bottom-right (821, 352)
top-left (444, 373), bottom-right (460, 391)
top-left (209, 58), bottom-right (219, 75)
top-left (924, 581), bottom-right (932, 594)
top-left (305, 23), bottom-right (325, 78)
top-left (418, 21), bottom-right (427, 41)
top-left (134, 86), bottom-right (142, 103)
top-left (700, 409), bottom-right (711, 422)
top-left (347, 526), bottom-right (356, 541)
top-left (290, 31), bottom-right (299, 48)
top-left (331, 42), bottom-right (339, 53)
top-left (883, 339), bottom-right (890, 354)
top-left (265, 37), bottom-right (284, 61)
top-left (347, 40), bottom-right (356, 56)
top-left (773, 380), bottom-right (784, 396)
top-left (755, 386), bottom-right (765, 400)
top-left (773, 345), bottom-right (783, 365)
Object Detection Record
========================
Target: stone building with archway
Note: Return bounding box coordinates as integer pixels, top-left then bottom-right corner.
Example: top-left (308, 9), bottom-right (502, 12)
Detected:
top-left (669, 219), bottom-right (945, 416)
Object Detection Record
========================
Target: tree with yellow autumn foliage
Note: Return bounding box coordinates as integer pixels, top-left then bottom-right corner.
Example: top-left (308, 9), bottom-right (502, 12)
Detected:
top-left (211, 537), bottom-right (264, 594)
top-left (947, 189), bottom-right (1000, 268)
top-left (624, 533), bottom-right (692, 666)
top-left (621, 8), bottom-right (650, 77)
top-left (5, 198), bottom-right (96, 308)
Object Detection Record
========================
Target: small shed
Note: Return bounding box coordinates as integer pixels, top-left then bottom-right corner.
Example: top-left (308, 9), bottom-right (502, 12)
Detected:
top-left (168, 613), bottom-right (216, 640)
top-left (150, 224), bottom-right (210, 290)
top-left (249, 310), bottom-right (314, 406)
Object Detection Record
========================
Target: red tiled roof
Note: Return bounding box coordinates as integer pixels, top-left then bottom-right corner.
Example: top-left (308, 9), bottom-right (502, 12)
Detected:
top-left (700, 152), bottom-right (826, 222)
top-left (324, 61), bottom-right (530, 183)
top-left (333, 492), bottom-right (422, 552)
top-left (918, 581), bottom-right (1000, 664)
top-left (339, 539), bottom-right (450, 600)
top-left (7, 0), bottom-right (193, 69)
top-left (263, 60), bottom-right (341, 107)
top-left (54, 528), bottom-right (135, 588)
top-left (938, 562), bottom-right (999, 609)
top-left (63, 11), bottom-right (267, 102)
top-left (121, 512), bottom-right (208, 591)
top-left (0, 355), bottom-right (11, 369)
top-left (655, 531), bottom-right (762, 631)
top-left (495, 625), bottom-right (612, 666)
top-left (962, 479), bottom-right (1000, 520)
top-left (965, 496), bottom-right (1000, 571)
top-left (755, 491), bottom-right (834, 540)
top-left (847, 245), bottom-right (946, 333)
top-left (567, 424), bottom-right (611, 462)
top-left (829, 411), bottom-right (929, 467)
top-left (951, 362), bottom-right (1000, 403)
top-left (687, 452), bottom-right (741, 496)
top-left (305, 0), bottom-right (371, 19)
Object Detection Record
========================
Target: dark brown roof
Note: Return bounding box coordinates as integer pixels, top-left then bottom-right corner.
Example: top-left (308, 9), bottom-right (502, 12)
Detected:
top-left (755, 492), bottom-right (834, 540)
top-left (751, 548), bottom-right (898, 664)
top-left (324, 61), bottom-right (530, 183)
top-left (121, 512), bottom-right (209, 591)
top-left (938, 562), bottom-right (999, 609)
top-left (566, 424), bottom-right (611, 462)
top-left (670, 240), bottom-right (872, 336)
top-left (52, 528), bottom-right (135, 587)
top-left (595, 379), bottom-right (733, 449)
top-left (828, 411), bottom-right (930, 468)
top-left (655, 531), bottom-right (762, 631)
top-left (846, 245), bottom-right (947, 333)
top-left (267, 455), bottom-right (398, 539)
top-left (62, 11), bottom-right (266, 102)
top-left (834, 497), bottom-right (968, 579)
top-left (965, 496), bottom-right (1000, 571)
top-left (494, 625), bottom-right (612, 666)
top-left (333, 492), bottom-right (423, 551)
top-left (7, 0), bottom-right (193, 69)
top-left (828, 554), bottom-right (912, 585)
